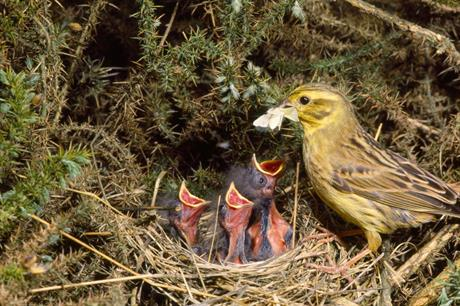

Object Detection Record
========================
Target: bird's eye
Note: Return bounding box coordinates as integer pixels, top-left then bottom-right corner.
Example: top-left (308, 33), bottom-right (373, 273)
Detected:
top-left (299, 96), bottom-right (310, 105)
top-left (258, 176), bottom-right (266, 186)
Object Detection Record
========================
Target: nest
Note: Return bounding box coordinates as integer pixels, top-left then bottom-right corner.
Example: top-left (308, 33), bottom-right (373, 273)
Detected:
top-left (125, 201), bottom-right (383, 305)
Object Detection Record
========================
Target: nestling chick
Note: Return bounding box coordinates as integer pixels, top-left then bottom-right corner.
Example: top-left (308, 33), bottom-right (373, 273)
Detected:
top-left (245, 155), bottom-right (292, 261)
top-left (224, 154), bottom-right (292, 261)
top-left (282, 83), bottom-right (460, 252)
top-left (203, 154), bottom-right (291, 263)
top-left (219, 182), bottom-right (254, 264)
top-left (158, 181), bottom-right (209, 248)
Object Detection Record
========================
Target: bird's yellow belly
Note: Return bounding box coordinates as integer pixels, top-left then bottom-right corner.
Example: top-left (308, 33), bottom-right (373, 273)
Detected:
top-left (312, 179), bottom-right (395, 234)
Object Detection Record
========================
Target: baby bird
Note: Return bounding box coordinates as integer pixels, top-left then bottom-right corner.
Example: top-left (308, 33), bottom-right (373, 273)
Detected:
top-left (205, 155), bottom-right (292, 264)
top-left (245, 155), bottom-right (292, 261)
top-left (161, 181), bottom-right (209, 248)
top-left (220, 182), bottom-right (254, 264)
top-left (282, 83), bottom-right (460, 252)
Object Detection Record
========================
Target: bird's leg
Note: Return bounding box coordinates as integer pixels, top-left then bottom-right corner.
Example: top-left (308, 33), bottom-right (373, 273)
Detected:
top-left (305, 226), bottom-right (364, 245)
top-left (364, 230), bottom-right (382, 253)
top-left (307, 248), bottom-right (371, 282)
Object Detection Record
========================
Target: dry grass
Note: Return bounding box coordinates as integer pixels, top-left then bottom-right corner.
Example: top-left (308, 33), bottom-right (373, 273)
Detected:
top-left (1, 0), bottom-right (459, 305)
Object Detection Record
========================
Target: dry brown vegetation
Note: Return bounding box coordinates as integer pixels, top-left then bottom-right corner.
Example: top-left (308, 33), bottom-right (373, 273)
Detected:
top-left (0, 0), bottom-right (459, 305)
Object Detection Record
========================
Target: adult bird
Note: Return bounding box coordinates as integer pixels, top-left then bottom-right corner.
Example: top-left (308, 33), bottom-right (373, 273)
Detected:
top-left (281, 83), bottom-right (460, 252)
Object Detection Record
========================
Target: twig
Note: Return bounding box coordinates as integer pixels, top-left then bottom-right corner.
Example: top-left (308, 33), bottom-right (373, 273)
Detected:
top-left (54, 0), bottom-right (108, 124)
top-left (180, 268), bottom-right (197, 303)
top-left (150, 170), bottom-right (167, 207)
top-left (29, 214), bottom-right (140, 274)
top-left (28, 214), bottom-right (218, 298)
top-left (392, 224), bottom-right (459, 286)
top-left (186, 244), bottom-right (208, 294)
top-left (66, 187), bottom-right (125, 216)
top-left (406, 118), bottom-right (440, 135)
top-left (159, 2), bottom-right (179, 48)
top-left (419, 0), bottom-right (460, 14)
top-left (130, 287), bottom-right (137, 306)
top-left (330, 297), bottom-right (360, 306)
top-left (409, 257), bottom-right (460, 306)
top-left (374, 123), bottom-right (383, 141)
top-left (380, 240), bottom-right (393, 306)
top-left (343, 0), bottom-right (460, 70)
top-left (191, 286), bottom-right (248, 306)
top-left (292, 162), bottom-right (300, 248)
top-left (343, 253), bottom-right (384, 291)
top-left (81, 231), bottom-right (113, 237)
top-left (29, 274), bottom-right (159, 293)
top-left (449, 182), bottom-right (460, 195)
top-left (208, 195), bottom-right (221, 263)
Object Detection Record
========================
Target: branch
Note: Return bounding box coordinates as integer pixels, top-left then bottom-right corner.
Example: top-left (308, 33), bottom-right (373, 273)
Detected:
top-left (343, 0), bottom-right (460, 70)
top-left (409, 257), bottom-right (460, 306)
top-left (54, 0), bottom-right (108, 124)
top-left (391, 224), bottom-right (459, 285)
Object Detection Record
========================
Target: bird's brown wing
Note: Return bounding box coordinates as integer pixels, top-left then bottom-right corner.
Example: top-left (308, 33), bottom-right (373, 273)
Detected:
top-left (331, 139), bottom-right (459, 217)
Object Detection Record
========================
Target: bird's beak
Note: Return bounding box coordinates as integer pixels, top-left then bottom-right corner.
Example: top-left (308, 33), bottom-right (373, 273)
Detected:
top-left (225, 182), bottom-right (254, 209)
top-left (280, 99), bottom-right (290, 107)
top-left (179, 181), bottom-right (209, 208)
top-left (176, 181), bottom-right (208, 245)
top-left (252, 154), bottom-right (285, 177)
top-left (279, 99), bottom-right (299, 122)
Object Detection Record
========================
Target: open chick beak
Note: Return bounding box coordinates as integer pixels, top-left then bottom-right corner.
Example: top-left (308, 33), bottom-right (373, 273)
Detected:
top-left (179, 181), bottom-right (209, 208)
top-left (225, 182), bottom-right (254, 209)
top-left (223, 182), bottom-right (254, 264)
top-left (176, 181), bottom-right (209, 245)
top-left (252, 154), bottom-right (285, 177)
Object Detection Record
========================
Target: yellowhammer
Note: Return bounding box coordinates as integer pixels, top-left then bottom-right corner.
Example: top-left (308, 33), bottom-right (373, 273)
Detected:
top-left (281, 84), bottom-right (460, 252)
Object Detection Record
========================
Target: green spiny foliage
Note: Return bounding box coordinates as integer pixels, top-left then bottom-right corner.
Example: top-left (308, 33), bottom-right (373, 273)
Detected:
top-left (438, 264), bottom-right (460, 306)
top-left (0, 145), bottom-right (90, 236)
top-left (0, 0), bottom-right (459, 304)
top-left (433, 0), bottom-right (460, 7)
top-left (0, 67), bottom-right (90, 237)
top-left (0, 68), bottom-right (38, 181)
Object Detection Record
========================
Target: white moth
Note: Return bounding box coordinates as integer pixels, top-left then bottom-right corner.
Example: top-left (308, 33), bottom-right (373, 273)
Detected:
top-left (253, 106), bottom-right (299, 130)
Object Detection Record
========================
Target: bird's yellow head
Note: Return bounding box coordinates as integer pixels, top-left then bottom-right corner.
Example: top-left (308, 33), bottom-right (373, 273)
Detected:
top-left (282, 84), bottom-right (357, 135)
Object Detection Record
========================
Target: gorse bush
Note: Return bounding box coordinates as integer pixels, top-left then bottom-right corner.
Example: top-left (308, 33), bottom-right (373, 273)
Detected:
top-left (0, 68), bottom-right (38, 179)
top-left (0, 67), bottom-right (89, 236)
top-left (438, 263), bottom-right (460, 306)
top-left (0, 0), bottom-right (459, 304)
